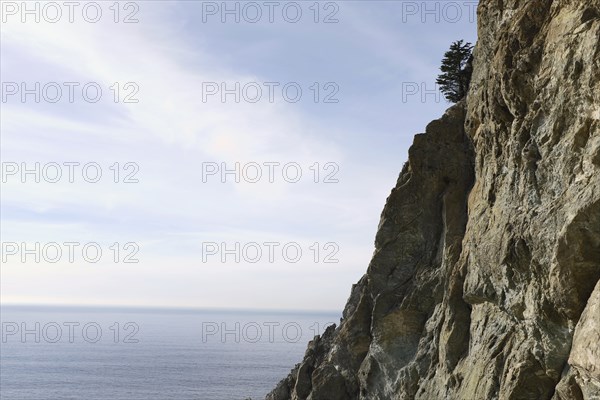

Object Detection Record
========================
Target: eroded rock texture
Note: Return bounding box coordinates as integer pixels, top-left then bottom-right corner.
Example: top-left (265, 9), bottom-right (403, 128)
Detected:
top-left (267, 0), bottom-right (600, 399)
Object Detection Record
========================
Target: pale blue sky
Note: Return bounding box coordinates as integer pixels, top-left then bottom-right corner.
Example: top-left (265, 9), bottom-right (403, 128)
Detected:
top-left (1, 1), bottom-right (478, 311)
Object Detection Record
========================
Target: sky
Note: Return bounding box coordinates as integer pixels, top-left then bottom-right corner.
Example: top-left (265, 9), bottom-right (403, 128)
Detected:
top-left (0, 0), bottom-right (478, 311)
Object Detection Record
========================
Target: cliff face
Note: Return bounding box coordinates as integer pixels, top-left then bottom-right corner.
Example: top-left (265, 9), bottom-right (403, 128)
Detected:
top-left (268, 0), bottom-right (600, 399)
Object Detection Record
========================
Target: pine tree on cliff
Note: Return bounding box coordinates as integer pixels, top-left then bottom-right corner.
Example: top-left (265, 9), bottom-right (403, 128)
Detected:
top-left (436, 40), bottom-right (474, 103)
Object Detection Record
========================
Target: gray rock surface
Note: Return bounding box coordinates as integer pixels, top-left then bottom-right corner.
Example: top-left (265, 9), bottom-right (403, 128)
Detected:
top-left (267, 0), bottom-right (600, 398)
top-left (554, 281), bottom-right (600, 400)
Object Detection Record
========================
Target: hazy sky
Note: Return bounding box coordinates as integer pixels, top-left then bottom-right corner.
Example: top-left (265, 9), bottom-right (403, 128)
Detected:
top-left (1, 1), bottom-right (478, 311)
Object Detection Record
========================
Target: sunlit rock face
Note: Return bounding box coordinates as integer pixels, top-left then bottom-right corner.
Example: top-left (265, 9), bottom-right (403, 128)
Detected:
top-left (267, 0), bottom-right (600, 399)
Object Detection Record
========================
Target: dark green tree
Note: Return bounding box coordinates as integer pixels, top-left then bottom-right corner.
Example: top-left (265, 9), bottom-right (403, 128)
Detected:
top-left (436, 40), bottom-right (474, 103)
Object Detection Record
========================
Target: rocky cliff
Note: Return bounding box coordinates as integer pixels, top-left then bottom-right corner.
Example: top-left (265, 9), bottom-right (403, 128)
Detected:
top-left (267, 0), bottom-right (600, 399)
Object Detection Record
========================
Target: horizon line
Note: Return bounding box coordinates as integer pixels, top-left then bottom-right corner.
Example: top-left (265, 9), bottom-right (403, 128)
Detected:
top-left (0, 302), bottom-right (342, 316)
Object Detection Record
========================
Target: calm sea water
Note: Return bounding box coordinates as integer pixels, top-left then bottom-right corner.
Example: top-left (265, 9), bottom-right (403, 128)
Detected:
top-left (0, 305), bottom-right (340, 400)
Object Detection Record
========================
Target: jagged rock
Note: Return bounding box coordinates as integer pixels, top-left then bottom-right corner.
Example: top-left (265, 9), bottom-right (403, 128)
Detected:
top-left (553, 281), bottom-right (600, 400)
top-left (267, 0), bottom-right (600, 398)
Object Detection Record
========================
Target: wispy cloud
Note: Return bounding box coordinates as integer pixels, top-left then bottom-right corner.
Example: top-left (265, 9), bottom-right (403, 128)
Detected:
top-left (1, 1), bottom-right (477, 310)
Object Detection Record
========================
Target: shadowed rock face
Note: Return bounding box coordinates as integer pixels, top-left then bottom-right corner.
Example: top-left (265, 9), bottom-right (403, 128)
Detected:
top-left (267, 0), bottom-right (600, 399)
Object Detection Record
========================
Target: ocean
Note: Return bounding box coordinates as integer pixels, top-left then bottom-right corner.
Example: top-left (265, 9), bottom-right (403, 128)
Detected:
top-left (0, 305), bottom-right (340, 400)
